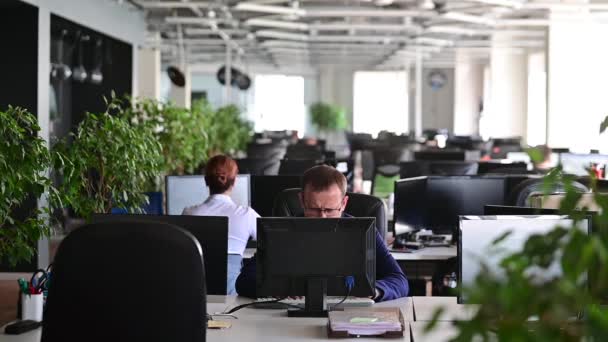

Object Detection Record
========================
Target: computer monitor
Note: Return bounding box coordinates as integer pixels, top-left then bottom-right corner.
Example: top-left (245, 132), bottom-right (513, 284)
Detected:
top-left (256, 217), bottom-right (376, 317)
top-left (560, 153), bottom-right (608, 176)
top-left (477, 161), bottom-right (529, 175)
top-left (414, 150), bottom-right (466, 161)
top-left (166, 175), bottom-right (251, 215)
top-left (399, 161), bottom-right (478, 179)
top-left (393, 176), bottom-right (506, 236)
top-left (458, 215), bottom-right (590, 304)
top-left (92, 214), bottom-right (228, 295)
top-left (250, 175), bottom-right (302, 217)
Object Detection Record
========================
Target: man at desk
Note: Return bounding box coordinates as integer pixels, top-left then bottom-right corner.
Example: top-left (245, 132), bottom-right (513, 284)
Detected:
top-left (236, 165), bottom-right (409, 301)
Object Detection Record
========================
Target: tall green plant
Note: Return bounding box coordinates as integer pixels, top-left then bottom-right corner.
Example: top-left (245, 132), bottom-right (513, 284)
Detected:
top-left (122, 97), bottom-right (209, 176)
top-left (426, 165), bottom-right (608, 340)
top-left (310, 102), bottom-right (346, 133)
top-left (0, 106), bottom-right (60, 265)
top-left (197, 101), bottom-right (253, 156)
top-left (53, 97), bottom-right (163, 219)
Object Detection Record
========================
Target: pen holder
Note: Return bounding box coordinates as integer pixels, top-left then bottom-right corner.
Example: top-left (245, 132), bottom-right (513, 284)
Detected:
top-left (21, 293), bottom-right (43, 322)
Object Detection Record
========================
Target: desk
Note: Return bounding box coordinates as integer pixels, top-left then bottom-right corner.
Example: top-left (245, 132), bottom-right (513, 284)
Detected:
top-left (391, 247), bottom-right (456, 261)
top-left (0, 296), bottom-right (413, 342)
top-left (244, 246), bottom-right (457, 262)
top-left (412, 296), bottom-right (478, 322)
top-left (410, 322), bottom-right (459, 342)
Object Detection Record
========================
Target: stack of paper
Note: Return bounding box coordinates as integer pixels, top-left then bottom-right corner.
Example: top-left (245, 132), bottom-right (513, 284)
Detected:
top-left (328, 308), bottom-right (403, 336)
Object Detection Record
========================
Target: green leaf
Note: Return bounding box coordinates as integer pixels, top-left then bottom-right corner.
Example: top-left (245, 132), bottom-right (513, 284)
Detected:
top-left (600, 115), bottom-right (608, 134)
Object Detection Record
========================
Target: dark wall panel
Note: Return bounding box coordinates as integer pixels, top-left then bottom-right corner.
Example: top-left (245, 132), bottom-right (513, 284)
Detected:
top-left (0, 0), bottom-right (38, 113)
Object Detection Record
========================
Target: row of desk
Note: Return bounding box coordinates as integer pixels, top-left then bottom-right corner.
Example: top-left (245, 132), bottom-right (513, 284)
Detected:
top-left (0, 296), bottom-right (477, 342)
top-left (243, 246), bottom-right (457, 261)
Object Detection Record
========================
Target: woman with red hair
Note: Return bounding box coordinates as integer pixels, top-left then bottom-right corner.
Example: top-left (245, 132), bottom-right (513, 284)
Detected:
top-left (182, 155), bottom-right (259, 295)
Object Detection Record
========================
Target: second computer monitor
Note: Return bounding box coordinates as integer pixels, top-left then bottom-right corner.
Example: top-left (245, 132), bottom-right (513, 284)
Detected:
top-left (166, 175), bottom-right (251, 215)
top-left (459, 215), bottom-right (590, 303)
top-left (256, 217), bottom-right (376, 316)
top-left (92, 214), bottom-right (228, 295)
top-left (393, 176), bottom-right (506, 235)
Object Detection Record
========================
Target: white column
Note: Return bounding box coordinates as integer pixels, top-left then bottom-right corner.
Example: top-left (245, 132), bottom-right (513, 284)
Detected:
top-left (453, 50), bottom-right (484, 136)
top-left (168, 66), bottom-right (191, 109)
top-left (37, 6), bottom-right (51, 269)
top-left (547, 10), bottom-right (608, 152)
top-left (415, 50), bottom-right (423, 138)
top-left (224, 45), bottom-right (232, 106)
top-left (137, 47), bottom-right (161, 100)
top-left (487, 33), bottom-right (528, 141)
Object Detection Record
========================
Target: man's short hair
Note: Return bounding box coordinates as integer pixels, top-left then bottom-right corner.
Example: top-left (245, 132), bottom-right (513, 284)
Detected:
top-left (302, 165), bottom-right (347, 196)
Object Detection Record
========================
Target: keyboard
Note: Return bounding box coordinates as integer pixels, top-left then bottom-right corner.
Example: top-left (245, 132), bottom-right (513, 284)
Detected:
top-left (253, 297), bottom-right (374, 309)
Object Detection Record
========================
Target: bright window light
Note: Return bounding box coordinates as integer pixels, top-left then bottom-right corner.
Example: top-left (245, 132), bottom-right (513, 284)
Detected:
top-left (252, 74), bottom-right (305, 136)
top-left (527, 52), bottom-right (547, 147)
top-left (353, 71), bottom-right (408, 137)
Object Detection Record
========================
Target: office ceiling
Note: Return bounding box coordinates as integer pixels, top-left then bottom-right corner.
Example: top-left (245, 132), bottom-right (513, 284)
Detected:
top-left (124, 0), bottom-right (606, 71)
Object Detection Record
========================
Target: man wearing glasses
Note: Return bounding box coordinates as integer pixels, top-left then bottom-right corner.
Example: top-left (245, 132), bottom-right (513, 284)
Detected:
top-left (235, 165), bottom-right (409, 301)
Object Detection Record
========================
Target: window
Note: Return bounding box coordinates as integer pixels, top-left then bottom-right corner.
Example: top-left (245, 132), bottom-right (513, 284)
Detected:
top-left (251, 74), bottom-right (305, 136)
top-left (353, 71), bottom-right (408, 137)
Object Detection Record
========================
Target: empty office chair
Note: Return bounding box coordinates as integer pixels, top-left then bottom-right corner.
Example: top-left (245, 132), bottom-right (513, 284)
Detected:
top-left (285, 144), bottom-right (324, 160)
top-left (42, 221), bottom-right (206, 342)
top-left (235, 158), bottom-right (280, 175)
top-left (278, 159), bottom-right (324, 175)
top-left (427, 161), bottom-right (478, 176)
top-left (506, 178), bottom-right (589, 207)
top-left (272, 188), bottom-right (387, 240)
top-left (246, 143), bottom-right (286, 160)
top-left (371, 147), bottom-right (406, 198)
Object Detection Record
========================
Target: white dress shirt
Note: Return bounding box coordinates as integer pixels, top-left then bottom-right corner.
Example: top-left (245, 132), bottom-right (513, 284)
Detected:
top-left (182, 194), bottom-right (259, 256)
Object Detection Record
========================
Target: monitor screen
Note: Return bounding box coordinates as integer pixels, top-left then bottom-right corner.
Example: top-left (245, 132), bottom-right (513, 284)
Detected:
top-left (250, 175), bottom-right (301, 217)
top-left (458, 215), bottom-right (589, 303)
top-left (560, 153), bottom-right (608, 176)
top-left (92, 214), bottom-right (229, 295)
top-left (256, 217), bottom-right (376, 315)
top-left (166, 175), bottom-right (251, 215)
top-left (393, 176), bottom-right (506, 235)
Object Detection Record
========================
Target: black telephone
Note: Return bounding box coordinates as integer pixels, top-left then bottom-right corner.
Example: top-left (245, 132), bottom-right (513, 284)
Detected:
top-left (4, 320), bottom-right (42, 335)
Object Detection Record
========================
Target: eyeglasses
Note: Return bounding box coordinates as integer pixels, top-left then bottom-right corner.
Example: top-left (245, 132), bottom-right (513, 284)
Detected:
top-left (302, 197), bottom-right (345, 216)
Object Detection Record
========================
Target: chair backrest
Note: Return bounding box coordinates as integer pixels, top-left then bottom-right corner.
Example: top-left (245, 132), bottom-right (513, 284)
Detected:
top-left (285, 144), bottom-right (324, 160)
top-left (506, 178), bottom-right (589, 207)
top-left (246, 143), bottom-right (286, 160)
top-left (236, 158), bottom-right (280, 175)
top-left (272, 188), bottom-right (387, 239)
top-left (278, 159), bottom-right (324, 175)
top-left (42, 222), bottom-right (206, 342)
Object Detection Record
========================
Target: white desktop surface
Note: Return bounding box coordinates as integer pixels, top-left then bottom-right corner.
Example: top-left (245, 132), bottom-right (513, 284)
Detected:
top-left (410, 321), bottom-right (459, 342)
top-left (412, 297), bottom-right (478, 322)
top-left (0, 296), bottom-right (413, 342)
top-left (244, 246), bottom-right (457, 261)
top-left (390, 246), bottom-right (457, 261)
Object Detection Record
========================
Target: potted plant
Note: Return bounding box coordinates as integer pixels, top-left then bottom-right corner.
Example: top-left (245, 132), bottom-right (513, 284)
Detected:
top-left (53, 96), bottom-right (163, 220)
top-left (0, 106), bottom-right (60, 266)
top-left (197, 101), bottom-right (253, 158)
top-left (310, 102), bottom-right (347, 134)
top-left (124, 97), bottom-right (209, 177)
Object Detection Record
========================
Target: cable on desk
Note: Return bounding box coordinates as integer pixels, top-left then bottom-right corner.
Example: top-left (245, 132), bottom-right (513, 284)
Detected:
top-left (223, 297), bottom-right (301, 314)
top-left (330, 276), bottom-right (354, 311)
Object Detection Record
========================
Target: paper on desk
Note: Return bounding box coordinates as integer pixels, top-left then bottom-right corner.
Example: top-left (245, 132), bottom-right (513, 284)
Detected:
top-left (328, 308), bottom-right (402, 336)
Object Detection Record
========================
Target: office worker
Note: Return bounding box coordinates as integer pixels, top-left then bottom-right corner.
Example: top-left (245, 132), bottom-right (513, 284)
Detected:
top-left (236, 165), bottom-right (409, 301)
top-left (182, 155), bottom-right (259, 295)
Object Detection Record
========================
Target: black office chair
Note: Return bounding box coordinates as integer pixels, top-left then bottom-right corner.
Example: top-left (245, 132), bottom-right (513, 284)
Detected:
top-left (477, 161), bottom-right (529, 175)
top-left (42, 221), bottom-right (206, 342)
top-left (236, 158), bottom-right (280, 175)
top-left (246, 143), bottom-right (286, 160)
top-left (427, 161), bottom-right (478, 176)
top-left (272, 188), bottom-right (387, 240)
top-left (278, 159), bottom-right (324, 175)
top-left (285, 144), bottom-right (324, 160)
top-left (506, 178), bottom-right (589, 207)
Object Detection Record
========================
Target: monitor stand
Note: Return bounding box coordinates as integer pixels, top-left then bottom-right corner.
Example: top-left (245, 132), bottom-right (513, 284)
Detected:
top-left (287, 278), bottom-right (328, 317)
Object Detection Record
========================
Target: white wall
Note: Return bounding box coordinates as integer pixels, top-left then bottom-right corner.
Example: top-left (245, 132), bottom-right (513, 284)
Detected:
top-left (318, 66), bottom-right (355, 131)
top-left (422, 68), bottom-right (455, 131)
top-left (453, 53), bottom-right (484, 136)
